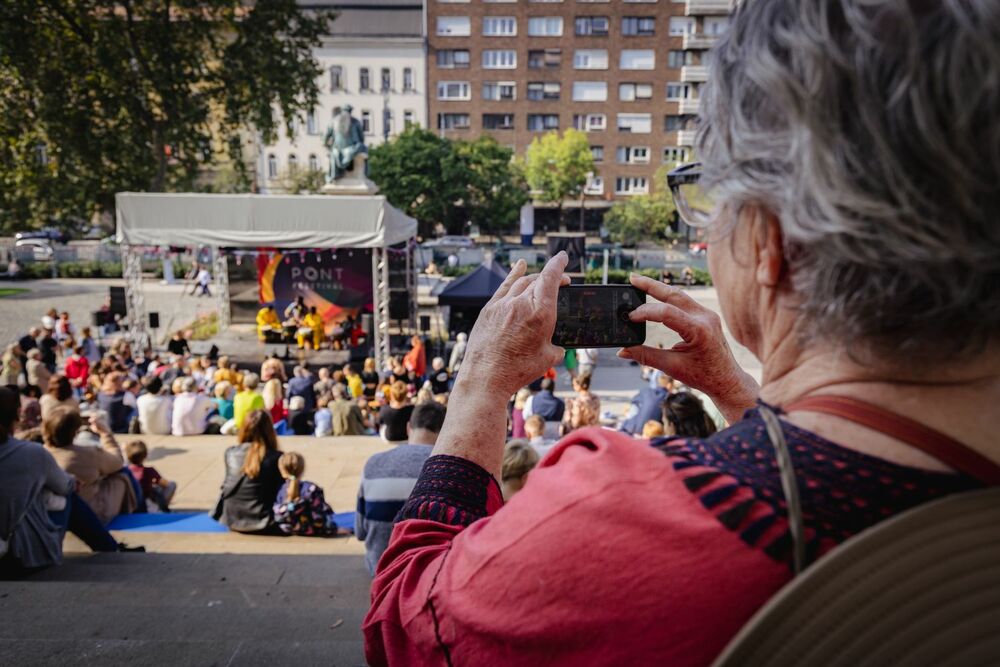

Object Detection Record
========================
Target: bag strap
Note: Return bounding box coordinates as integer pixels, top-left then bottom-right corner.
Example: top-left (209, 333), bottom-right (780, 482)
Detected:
top-left (758, 404), bottom-right (806, 575)
top-left (784, 394), bottom-right (1000, 486)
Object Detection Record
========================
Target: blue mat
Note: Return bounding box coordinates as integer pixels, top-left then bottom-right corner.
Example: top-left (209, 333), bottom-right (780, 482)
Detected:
top-left (107, 511), bottom-right (355, 533)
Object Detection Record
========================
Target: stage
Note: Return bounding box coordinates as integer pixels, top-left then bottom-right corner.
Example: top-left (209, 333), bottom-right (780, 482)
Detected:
top-left (187, 325), bottom-right (354, 372)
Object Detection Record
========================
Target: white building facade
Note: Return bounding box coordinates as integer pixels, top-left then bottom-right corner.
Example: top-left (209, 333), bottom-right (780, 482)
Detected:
top-left (260, 1), bottom-right (426, 192)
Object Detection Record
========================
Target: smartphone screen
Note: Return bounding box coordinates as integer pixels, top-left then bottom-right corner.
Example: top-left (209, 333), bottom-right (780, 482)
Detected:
top-left (552, 285), bottom-right (646, 349)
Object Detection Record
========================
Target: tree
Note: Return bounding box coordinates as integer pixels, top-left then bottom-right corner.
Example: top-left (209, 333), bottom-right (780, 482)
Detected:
top-left (0, 0), bottom-right (332, 234)
top-left (453, 136), bottom-right (528, 240)
top-left (603, 166), bottom-right (678, 246)
top-left (279, 168), bottom-right (325, 195)
top-left (523, 128), bottom-right (594, 228)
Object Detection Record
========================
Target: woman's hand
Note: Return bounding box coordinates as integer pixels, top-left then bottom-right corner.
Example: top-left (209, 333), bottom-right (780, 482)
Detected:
top-left (458, 253), bottom-right (570, 398)
top-left (620, 274), bottom-right (759, 425)
top-left (89, 414), bottom-right (111, 437)
top-left (434, 253), bottom-right (570, 478)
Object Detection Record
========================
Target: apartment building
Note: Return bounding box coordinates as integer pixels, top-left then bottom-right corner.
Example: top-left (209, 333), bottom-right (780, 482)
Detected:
top-left (260, 0), bottom-right (426, 192)
top-left (428, 0), bottom-right (731, 225)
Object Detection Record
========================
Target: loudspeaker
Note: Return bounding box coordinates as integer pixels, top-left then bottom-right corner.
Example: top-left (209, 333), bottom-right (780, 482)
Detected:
top-left (148, 312), bottom-right (160, 329)
top-left (109, 286), bottom-right (127, 317)
top-left (389, 291), bottom-right (410, 321)
top-left (92, 311), bottom-right (112, 327)
top-left (419, 315), bottom-right (431, 332)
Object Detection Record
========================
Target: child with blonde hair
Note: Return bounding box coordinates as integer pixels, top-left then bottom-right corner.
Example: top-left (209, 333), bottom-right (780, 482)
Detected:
top-left (273, 452), bottom-right (349, 537)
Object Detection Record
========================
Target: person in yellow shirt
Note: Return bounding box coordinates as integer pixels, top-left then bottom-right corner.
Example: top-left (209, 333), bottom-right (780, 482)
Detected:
top-left (297, 306), bottom-right (325, 350)
top-left (256, 304), bottom-right (282, 342)
top-left (344, 364), bottom-right (364, 398)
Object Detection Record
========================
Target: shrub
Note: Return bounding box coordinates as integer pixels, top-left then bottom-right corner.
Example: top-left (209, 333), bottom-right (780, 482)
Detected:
top-left (584, 268), bottom-right (659, 284)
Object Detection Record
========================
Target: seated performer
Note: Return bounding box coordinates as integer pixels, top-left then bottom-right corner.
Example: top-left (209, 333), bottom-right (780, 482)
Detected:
top-left (255, 304), bottom-right (282, 342)
top-left (297, 306), bottom-right (325, 351)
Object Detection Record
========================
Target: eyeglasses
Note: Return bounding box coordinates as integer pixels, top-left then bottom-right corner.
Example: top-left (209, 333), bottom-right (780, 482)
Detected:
top-left (667, 162), bottom-right (717, 228)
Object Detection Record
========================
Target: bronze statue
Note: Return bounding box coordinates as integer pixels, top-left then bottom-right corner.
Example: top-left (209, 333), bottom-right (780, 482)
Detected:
top-left (324, 104), bottom-right (366, 182)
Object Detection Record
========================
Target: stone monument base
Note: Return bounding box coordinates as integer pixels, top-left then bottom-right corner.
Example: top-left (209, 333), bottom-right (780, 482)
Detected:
top-left (321, 154), bottom-right (379, 195)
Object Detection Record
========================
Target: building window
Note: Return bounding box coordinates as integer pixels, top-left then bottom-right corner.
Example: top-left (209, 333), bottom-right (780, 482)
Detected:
top-left (668, 50), bottom-right (695, 69)
top-left (305, 111), bottom-right (318, 135)
top-left (403, 68), bottom-right (414, 91)
top-left (359, 68), bottom-right (371, 91)
top-left (438, 113), bottom-right (471, 130)
top-left (590, 145), bottom-right (604, 162)
top-left (361, 110), bottom-right (372, 134)
top-left (437, 16), bottom-right (471, 36)
top-left (616, 146), bottom-right (650, 164)
top-left (437, 49), bottom-right (470, 69)
top-left (330, 65), bottom-right (343, 91)
top-left (528, 17), bottom-right (563, 36)
top-left (527, 81), bottom-right (561, 101)
top-left (380, 68), bottom-right (391, 92)
top-left (572, 81), bottom-right (607, 102)
top-left (663, 147), bottom-right (689, 164)
top-left (704, 16), bottom-right (730, 35)
top-left (668, 16), bottom-right (695, 36)
top-left (483, 16), bottom-right (517, 36)
top-left (665, 114), bottom-right (697, 131)
top-left (617, 113), bottom-right (652, 133)
top-left (572, 113), bottom-right (607, 131)
top-left (620, 49), bottom-right (655, 70)
top-left (289, 116), bottom-right (299, 137)
top-left (288, 154), bottom-right (298, 172)
top-left (35, 143), bottom-right (48, 165)
top-left (584, 176), bottom-right (604, 195)
top-left (308, 154), bottom-right (319, 171)
top-left (619, 82), bottom-right (653, 101)
top-left (622, 16), bottom-right (655, 36)
top-left (404, 110), bottom-right (416, 126)
top-left (666, 82), bottom-right (693, 100)
top-left (267, 154), bottom-right (277, 179)
top-left (384, 109), bottom-right (394, 135)
top-left (483, 49), bottom-right (517, 69)
top-left (573, 49), bottom-right (608, 69)
top-left (483, 81), bottom-right (516, 100)
top-left (438, 81), bottom-right (472, 100)
top-left (483, 113), bottom-right (515, 129)
top-left (528, 48), bottom-right (561, 69)
top-left (615, 176), bottom-right (649, 195)
top-left (527, 114), bottom-right (560, 131)
top-left (574, 16), bottom-right (609, 36)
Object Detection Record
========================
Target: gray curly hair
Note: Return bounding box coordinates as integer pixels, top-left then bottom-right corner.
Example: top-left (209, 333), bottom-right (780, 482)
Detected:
top-left (699, 0), bottom-right (1000, 362)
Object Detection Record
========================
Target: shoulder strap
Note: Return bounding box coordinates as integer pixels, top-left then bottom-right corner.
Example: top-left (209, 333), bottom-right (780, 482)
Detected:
top-left (758, 404), bottom-right (806, 575)
top-left (784, 394), bottom-right (1000, 486)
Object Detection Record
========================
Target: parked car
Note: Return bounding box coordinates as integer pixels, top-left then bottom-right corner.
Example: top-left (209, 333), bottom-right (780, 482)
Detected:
top-left (422, 235), bottom-right (476, 249)
top-left (15, 227), bottom-right (69, 244)
top-left (689, 242), bottom-right (708, 256)
top-left (14, 238), bottom-right (54, 261)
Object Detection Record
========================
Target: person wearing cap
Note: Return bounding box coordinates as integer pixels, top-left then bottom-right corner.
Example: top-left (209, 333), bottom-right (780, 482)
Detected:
top-left (255, 304), bottom-right (282, 342)
top-left (363, 2), bottom-right (1000, 664)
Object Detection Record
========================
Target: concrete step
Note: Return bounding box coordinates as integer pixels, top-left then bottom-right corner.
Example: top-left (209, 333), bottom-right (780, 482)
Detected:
top-left (0, 552), bottom-right (371, 666)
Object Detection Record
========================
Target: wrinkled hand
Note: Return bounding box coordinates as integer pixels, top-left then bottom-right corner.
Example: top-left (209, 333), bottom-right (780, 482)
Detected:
top-left (458, 252), bottom-right (570, 399)
top-left (620, 274), bottom-right (759, 425)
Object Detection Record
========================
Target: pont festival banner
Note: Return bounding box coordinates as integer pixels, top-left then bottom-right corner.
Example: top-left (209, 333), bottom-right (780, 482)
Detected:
top-left (257, 249), bottom-right (373, 333)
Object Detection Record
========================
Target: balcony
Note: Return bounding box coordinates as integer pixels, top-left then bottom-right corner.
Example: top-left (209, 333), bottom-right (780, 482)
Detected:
top-left (681, 65), bottom-right (709, 83)
top-left (683, 32), bottom-right (718, 50)
top-left (677, 98), bottom-right (700, 115)
top-left (677, 130), bottom-right (698, 146)
top-left (686, 0), bottom-right (733, 16)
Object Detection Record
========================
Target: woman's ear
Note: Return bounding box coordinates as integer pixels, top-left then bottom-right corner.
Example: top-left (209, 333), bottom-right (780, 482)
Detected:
top-left (754, 210), bottom-right (785, 289)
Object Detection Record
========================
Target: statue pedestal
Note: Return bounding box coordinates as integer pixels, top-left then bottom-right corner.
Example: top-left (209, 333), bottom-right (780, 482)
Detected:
top-left (322, 154), bottom-right (379, 195)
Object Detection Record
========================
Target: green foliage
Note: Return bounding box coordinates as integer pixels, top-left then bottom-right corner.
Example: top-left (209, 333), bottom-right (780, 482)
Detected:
top-left (604, 166), bottom-right (679, 246)
top-left (279, 168), bottom-right (326, 195)
top-left (689, 267), bottom-right (713, 286)
top-left (369, 127), bottom-right (528, 238)
top-left (189, 312), bottom-right (220, 341)
top-left (0, 0), bottom-right (332, 234)
top-left (440, 264), bottom-right (478, 278)
top-left (584, 268), bottom-right (660, 284)
top-left (0, 288), bottom-right (28, 298)
top-left (523, 129), bottom-right (595, 215)
top-left (1, 260), bottom-right (122, 279)
top-left (453, 136), bottom-right (528, 239)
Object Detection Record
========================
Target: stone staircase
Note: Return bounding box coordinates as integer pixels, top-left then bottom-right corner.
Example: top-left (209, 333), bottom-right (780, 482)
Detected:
top-left (0, 552), bottom-right (371, 666)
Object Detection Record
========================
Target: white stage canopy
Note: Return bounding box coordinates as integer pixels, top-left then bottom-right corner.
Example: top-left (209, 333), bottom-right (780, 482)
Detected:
top-left (115, 192), bottom-right (417, 248)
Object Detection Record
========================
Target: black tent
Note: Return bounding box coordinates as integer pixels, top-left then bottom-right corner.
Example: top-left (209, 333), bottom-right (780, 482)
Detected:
top-left (433, 262), bottom-right (508, 333)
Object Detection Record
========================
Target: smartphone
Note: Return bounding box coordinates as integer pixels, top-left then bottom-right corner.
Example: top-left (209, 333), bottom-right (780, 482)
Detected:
top-left (552, 285), bottom-right (646, 349)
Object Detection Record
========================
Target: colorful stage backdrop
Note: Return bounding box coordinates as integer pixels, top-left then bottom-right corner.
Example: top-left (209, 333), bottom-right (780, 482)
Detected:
top-left (257, 249), bottom-right (373, 334)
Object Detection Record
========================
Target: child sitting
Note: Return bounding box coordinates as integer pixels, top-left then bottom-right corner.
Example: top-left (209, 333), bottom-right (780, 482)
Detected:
top-left (273, 452), bottom-right (349, 536)
top-left (125, 440), bottom-right (177, 512)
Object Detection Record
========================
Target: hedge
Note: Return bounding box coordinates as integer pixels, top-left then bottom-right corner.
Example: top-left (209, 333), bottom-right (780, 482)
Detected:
top-left (2, 261), bottom-right (123, 279)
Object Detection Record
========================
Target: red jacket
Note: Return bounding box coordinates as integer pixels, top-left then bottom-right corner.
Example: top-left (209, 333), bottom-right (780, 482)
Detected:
top-left (363, 428), bottom-right (791, 666)
top-left (63, 355), bottom-right (89, 386)
top-left (403, 343), bottom-right (426, 378)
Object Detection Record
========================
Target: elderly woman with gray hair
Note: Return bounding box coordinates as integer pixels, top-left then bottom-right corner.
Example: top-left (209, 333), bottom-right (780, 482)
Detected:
top-left (364, 2), bottom-right (1000, 665)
